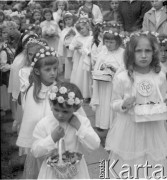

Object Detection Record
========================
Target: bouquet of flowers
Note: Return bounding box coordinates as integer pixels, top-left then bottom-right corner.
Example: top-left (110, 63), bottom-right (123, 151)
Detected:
top-left (47, 138), bottom-right (83, 179)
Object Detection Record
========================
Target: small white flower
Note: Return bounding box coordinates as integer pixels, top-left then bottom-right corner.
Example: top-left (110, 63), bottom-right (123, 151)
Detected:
top-left (36, 53), bottom-right (40, 57)
top-left (67, 98), bottom-right (75, 105)
top-left (68, 92), bottom-right (75, 99)
top-left (40, 54), bottom-right (45, 58)
top-left (40, 49), bottom-right (45, 53)
top-left (75, 97), bottom-right (81, 105)
top-left (46, 51), bottom-right (51, 56)
top-left (114, 32), bottom-right (118, 36)
top-left (45, 46), bottom-right (50, 50)
top-left (31, 62), bottom-right (35, 66)
top-left (51, 52), bottom-right (56, 56)
top-left (52, 86), bottom-right (58, 93)
top-left (49, 93), bottom-right (56, 100)
top-left (59, 87), bottom-right (67, 94)
top-left (50, 47), bottom-right (54, 51)
top-left (34, 58), bottom-right (38, 62)
top-left (57, 96), bottom-right (65, 103)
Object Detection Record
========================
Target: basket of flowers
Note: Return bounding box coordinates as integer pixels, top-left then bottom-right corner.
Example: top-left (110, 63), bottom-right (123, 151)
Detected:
top-left (92, 63), bottom-right (116, 82)
top-left (46, 138), bottom-right (82, 179)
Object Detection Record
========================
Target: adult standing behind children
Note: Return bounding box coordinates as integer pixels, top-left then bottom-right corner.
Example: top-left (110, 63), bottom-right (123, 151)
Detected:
top-left (142, 0), bottom-right (167, 35)
top-left (78, 0), bottom-right (103, 25)
top-left (118, 0), bottom-right (152, 34)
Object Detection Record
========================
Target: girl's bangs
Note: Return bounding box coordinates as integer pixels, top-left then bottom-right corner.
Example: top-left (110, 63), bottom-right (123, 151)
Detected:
top-left (42, 56), bottom-right (59, 66)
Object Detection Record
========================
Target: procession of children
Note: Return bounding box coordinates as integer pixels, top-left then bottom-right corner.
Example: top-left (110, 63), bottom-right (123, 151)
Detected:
top-left (0, 0), bottom-right (167, 179)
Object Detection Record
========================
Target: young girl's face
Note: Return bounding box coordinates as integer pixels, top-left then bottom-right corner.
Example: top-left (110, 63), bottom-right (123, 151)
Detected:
top-left (160, 44), bottom-right (167, 63)
top-left (104, 39), bottom-right (118, 51)
top-left (51, 103), bottom-right (75, 123)
top-left (134, 37), bottom-right (153, 69)
top-left (58, 1), bottom-right (65, 10)
top-left (39, 62), bottom-right (58, 86)
top-left (79, 23), bottom-right (89, 36)
top-left (64, 17), bottom-right (73, 27)
top-left (110, 1), bottom-right (119, 11)
top-left (44, 12), bottom-right (52, 21)
top-left (33, 12), bottom-right (41, 21)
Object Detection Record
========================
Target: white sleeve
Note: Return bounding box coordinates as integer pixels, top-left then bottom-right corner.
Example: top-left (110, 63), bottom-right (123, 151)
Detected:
top-left (31, 118), bottom-right (57, 158)
top-left (112, 75), bottom-right (127, 113)
top-left (19, 69), bottom-right (30, 93)
top-left (74, 112), bottom-right (100, 151)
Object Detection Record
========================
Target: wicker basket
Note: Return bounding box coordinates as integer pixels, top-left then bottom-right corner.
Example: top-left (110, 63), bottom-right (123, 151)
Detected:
top-left (47, 138), bottom-right (82, 179)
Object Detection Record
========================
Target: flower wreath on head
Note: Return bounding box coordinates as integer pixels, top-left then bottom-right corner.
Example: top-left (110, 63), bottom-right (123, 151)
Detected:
top-left (103, 21), bottom-right (121, 28)
top-left (26, 38), bottom-right (47, 47)
top-left (103, 30), bottom-right (123, 37)
top-left (49, 85), bottom-right (83, 106)
top-left (75, 16), bottom-right (90, 26)
top-left (31, 46), bottom-right (57, 67)
top-left (123, 31), bottom-right (160, 47)
top-left (159, 38), bottom-right (167, 46)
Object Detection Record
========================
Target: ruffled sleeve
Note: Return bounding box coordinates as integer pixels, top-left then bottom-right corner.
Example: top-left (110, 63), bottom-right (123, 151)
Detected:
top-left (31, 116), bottom-right (58, 158)
top-left (112, 71), bottom-right (130, 113)
top-left (19, 67), bottom-right (32, 93)
top-left (74, 112), bottom-right (100, 151)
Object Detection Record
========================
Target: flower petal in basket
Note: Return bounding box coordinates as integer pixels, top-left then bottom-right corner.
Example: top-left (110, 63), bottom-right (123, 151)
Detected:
top-left (134, 103), bottom-right (167, 122)
top-left (47, 151), bottom-right (83, 179)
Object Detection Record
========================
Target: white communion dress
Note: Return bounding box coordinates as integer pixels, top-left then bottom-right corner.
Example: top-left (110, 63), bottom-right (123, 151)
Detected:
top-left (90, 47), bottom-right (125, 129)
top-left (106, 70), bottom-right (167, 178)
top-left (31, 111), bottom-right (100, 179)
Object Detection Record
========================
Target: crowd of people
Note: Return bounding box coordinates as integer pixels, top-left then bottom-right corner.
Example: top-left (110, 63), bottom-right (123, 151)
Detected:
top-left (0, 0), bottom-right (167, 179)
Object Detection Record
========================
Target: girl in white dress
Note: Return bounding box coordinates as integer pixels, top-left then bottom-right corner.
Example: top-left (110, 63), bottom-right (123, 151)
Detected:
top-left (69, 17), bottom-right (93, 99)
top-left (17, 38), bottom-right (48, 132)
top-left (8, 32), bottom-right (38, 132)
top-left (90, 30), bottom-right (125, 133)
top-left (31, 82), bottom-right (100, 179)
top-left (58, 11), bottom-right (77, 80)
top-left (106, 32), bottom-right (167, 178)
top-left (16, 46), bottom-right (59, 179)
top-left (52, 0), bottom-right (68, 30)
top-left (40, 8), bottom-right (61, 51)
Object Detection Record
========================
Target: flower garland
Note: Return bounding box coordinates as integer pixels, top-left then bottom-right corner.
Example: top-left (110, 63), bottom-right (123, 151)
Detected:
top-left (123, 31), bottom-right (160, 47)
top-left (27, 38), bottom-right (47, 47)
top-left (49, 86), bottom-right (83, 106)
top-left (103, 30), bottom-right (123, 37)
top-left (31, 46), bottom-right (57, 67)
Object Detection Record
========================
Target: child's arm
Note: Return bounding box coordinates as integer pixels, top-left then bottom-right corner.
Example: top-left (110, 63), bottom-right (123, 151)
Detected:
top-left (31, 117), bottom-right (64, 158)
top-left (69, 112), bottom-right (100, 151)
top-left (112, 73), bottom-right (135, 112)
top-left (19, 68), bottom-right (31, 93)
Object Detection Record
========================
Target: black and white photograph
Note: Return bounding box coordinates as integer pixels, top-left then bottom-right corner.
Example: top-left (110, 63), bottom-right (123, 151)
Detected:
top-left (0, 0), bottom-right (167, 179)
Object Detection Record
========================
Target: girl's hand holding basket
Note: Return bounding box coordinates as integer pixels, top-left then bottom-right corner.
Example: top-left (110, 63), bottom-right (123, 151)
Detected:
top-left (51, 126), bottom-right (65, 143)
